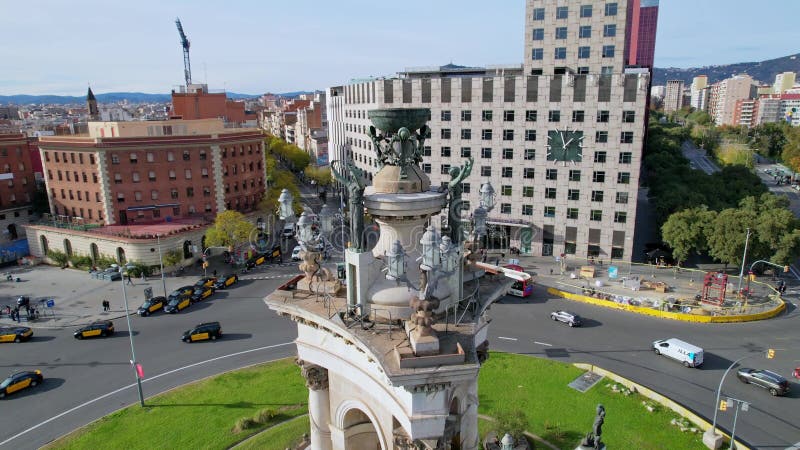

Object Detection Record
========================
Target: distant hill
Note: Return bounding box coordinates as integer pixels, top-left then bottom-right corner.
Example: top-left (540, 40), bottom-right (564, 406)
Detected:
top-left (0, 91), bottom-right (261, 105)
top-left (653, 53), bottom-right (800, 86)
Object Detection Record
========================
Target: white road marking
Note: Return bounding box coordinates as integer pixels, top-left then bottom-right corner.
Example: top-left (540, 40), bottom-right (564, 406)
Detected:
top-left (534, 341), bottom-right (553, 347)
top-left (0, 342), bottom-right (293, 448)
top-left (497, 336), bottom-right (517, 341)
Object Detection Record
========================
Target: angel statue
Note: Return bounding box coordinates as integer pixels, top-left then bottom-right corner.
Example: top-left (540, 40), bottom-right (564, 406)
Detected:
top-left (332, 161), bottom-right (367, 252)
top-left (446, 157), bottom-right (474, 243)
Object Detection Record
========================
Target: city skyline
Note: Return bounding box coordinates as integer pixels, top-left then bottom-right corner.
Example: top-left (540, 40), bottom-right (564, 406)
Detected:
top-left (2, 0), bottom-right (798, 96)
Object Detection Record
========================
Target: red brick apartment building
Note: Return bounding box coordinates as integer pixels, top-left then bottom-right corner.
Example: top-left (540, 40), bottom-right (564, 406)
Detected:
top-left (0, 133), bottom-right (39, 240)
top-left (38, 119), bottom-right (266, 225)
top-left (171, 84), bottom-right (257, 125)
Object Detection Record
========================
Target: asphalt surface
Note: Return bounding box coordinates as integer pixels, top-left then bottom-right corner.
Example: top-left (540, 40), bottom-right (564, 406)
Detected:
top-left (0, 272), bottom-right (298, 450)
top-left (489, 285), bottom-right (800, 450)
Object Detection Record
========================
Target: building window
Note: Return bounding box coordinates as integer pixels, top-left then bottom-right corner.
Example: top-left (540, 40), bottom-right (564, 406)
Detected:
top-left (441, 147), bottom-right (452, 157)
top-left (462, 183), bottom-right (471, 193)
top-left (423, 146), bottom-right (432, 156)
top-left (602, 45), bottom-right (615, 58)
top-left (500, 203), bottom-right (511, 214)
top-left (461, 147), bottom-right (472, 158)
top-left (603, 24), bottom-right (617, 37)
top-left (522, 205), bottom-right (533, 216)
top-left (532, 7), bottom-right (545, 20)
top-left (617, 172), bottom-right (631, 184)
top-left (134, 191), bottom-right (142, 201)
top-left (111, 154), bottom-right (120, 164)
top-left (532, 28), bottom-right (544, 41)
top-left (481, 147), bottom-right (492, 159)
top-left (461, 129), bottom-right (472, 139)
top-left (151, 190), bottom-right (158, 200)
top-left (593, 171), bottom-right (606, 183)
top-left (501, 185), bottom-right (512, 196)
top-left (186, 187), bottom-right (194, 197)
top-left (132, 172), bottom-right (140, 182)
top-left (556, 6), bottom-right (568, 19)
top-left (554, 47), bottom-right (567, 59)
top-left (95, 192), bottom-right (101, 202)
top-left (596, 131), bottom-right (608, 143)
top-left (502, 167), bottom-right (513, 178)
top-left (621, 131), bottom-right (634, 143)
top-left (200, 150), bottom-right (207, 160)
top-left (525, 110), bottom-right (537, 122)
top-left (524, 168), bottom-right (535, 179)
top-left (544, 206), bottom-right (556, 217)
top-left (169, 169), bottom-right (176, 180)
top-left (441, 110), bottom-right (451, 121)
top-left (185, 169), bottom-right (192, 180)
top-left (129, 153), bottom-right (138, 164)
top-left (114, 173), bottom-right (122, 184)
top-left (594, 151), bottom-right (607, 163)
top-left (482, 129), bottom-right (493, 140)
top-left (568, 189), bottom-right (580, 201)
top-left (590, 210), bottom-right (603, 221)
top-left (597, 110), bottom-right (610, 122)
top-left (616, 192), bottom-right (629, 204)
top-left (503, 130), bottom-right (514, 141)
top-left (572, 111), bottom-right (585, 122)
top-left (461, 110), bottom-right (472, 121)
top-left (567, 208), bottom-right (579, 219)
top-left (90, 154), bottom-right (95, 164)
top-left (619, 152), bottom-right (632, 164)
top-left (117, 193), bottom-right (125, 203)
top-left (441, 164), bottom-right (451, 175)
top-left (171, 188), bottom-right (179, 199)
top-left (203, 186), bottom-right (212, 197)
top-left (524, 130), bottom-right (537, 141)
top-left (614, 211), bottom-right (627, 223)
top-left (503, 110), bottom-right (515, 122)
top-left (622, 110), bottom-right (636, 123)
top-left (531, 48), bottom-right (544, 60)
top-left (146, 152), bottom-right (155, 162)
top-left (545, 169), bottom-right (558, 180)
top-left (441, 129), bottom-right (451, 139)
top-left (422, 163), bottom-right (431, 173)
top-left (201, 167), bottom-right (209, 178)
top-left (548, 110), bottom-right (561, 122)
top-left (605, 2), bottom-right (618, 16)
top-left (167, 152), bottom-right (174, 162)
top-left (183, 150), bottom-right (190, 161)
top-left (555, 27), bottom-right (568, 39)
top-left (580, 4), bottom-right (592, 17)
top-left (502, 148), bottom-right (514, 159)
top-left (545, 187), bottom-right (557, 199)
top-left (482, 110), bottom-right (493, 121)
top-left (591, 190), bottom-right (604, 202)
top-left (523, 186), bottom-right (534, 197)
top-left (481, 166), bottom-right (491, 177)
top-left (578, 46), bottom-right (591, 59)
top-left (525, 149), bottom-right (536, 160)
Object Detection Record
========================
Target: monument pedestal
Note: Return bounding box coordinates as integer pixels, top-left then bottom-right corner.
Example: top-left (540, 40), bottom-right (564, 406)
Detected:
top-left (702, 429), bottom-right (724, 449)
top-left (405, 320), bottom-right (440, 356)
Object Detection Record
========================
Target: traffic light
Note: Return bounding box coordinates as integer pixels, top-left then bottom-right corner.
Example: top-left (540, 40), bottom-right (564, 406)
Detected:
top-left (719, 400), bottom-right (727, 411)
top-left (767, 349), bottom-right (775, 359)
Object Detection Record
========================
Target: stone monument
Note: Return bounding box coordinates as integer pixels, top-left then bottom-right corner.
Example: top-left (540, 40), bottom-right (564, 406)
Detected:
top-left (266, 107), bottom-right (516, 449)
top-left (577, 404), bottom-right (606, 450)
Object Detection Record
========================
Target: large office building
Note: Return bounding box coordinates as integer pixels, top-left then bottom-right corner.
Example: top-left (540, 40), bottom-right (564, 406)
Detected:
top-left (328, 0), bottom-right (657, 260)
top-left (38, 119), bottom-right (265, 226)
top-left (664, 80), bottom-right (685, 113)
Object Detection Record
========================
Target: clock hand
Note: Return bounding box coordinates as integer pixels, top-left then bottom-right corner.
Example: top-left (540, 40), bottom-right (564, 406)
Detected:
top-left (564, 138), bottom-right (574, 148)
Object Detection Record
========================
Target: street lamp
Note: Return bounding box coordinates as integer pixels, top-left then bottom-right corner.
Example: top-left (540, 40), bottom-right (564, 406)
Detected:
top-left (156, 235), bottom-right (167, 297)
top-left (278, 188), bottom-right (295, 222)
top-left (472, 206), bottom-right (487, 238)
top-left (440, 235), bottom-right (459, 273)
top-left (736, 228), bottom-right (752, 293)
top-left (479, 181), bottom-right (496, 211)
top-left (420, 226), bottom-right (441, 271)
top-left (319, 203), bottom-right (335, 236)
top-left (385, 240), bottom-right (406, 282)
top-left (296, 211), bottom-right (315, 245)
top-left (119, 263), bottom-right (145, 407)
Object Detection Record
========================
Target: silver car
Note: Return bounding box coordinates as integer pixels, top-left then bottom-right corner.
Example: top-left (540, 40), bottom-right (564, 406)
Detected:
top-left (550, 310), bottom-right (582, 327)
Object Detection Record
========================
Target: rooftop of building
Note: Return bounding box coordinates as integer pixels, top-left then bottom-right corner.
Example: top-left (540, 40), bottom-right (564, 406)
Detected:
top-left (28, 214), bottom-right (210, 240)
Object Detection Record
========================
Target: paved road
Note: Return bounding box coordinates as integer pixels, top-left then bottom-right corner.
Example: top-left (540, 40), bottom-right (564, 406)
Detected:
top-left (682, 140), bottom-right (721, 175)
top-left (488, 286), bottom-right (800, 450)
top-left (0, 271), bottom-right (298, 450)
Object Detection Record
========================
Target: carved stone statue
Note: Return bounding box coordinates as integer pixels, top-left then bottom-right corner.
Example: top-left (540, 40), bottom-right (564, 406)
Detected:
top-left (332, 161), bottom-right (367, 252)
top-left (296, 359), bottom-right (329, 391)
top-left (580, 404), bottom-right (606, 449)
top-left (447, 157), bottom-right (474, 243)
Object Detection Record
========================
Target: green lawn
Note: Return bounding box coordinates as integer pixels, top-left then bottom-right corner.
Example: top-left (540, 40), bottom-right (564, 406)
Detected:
top-left (236, 415), bottom-right (310, 450)
top-left (478, 352), bottom-right (705, 450)
top-left (45, 359), bottom-right (308, 450)
top-left (47, 354), bottom-right (706, 450)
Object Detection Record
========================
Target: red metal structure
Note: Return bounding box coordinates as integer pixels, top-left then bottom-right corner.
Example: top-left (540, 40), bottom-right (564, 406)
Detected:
top-left (701, 272), bottom-right (728, 306)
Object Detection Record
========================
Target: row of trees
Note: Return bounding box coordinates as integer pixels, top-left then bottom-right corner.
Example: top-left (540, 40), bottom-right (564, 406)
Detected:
top-left (266, 135), bottom-right (311, 173)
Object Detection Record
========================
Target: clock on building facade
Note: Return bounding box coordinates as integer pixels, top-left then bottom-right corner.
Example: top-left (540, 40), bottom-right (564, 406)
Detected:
top-left (546, 129), bottom-right (584, 164)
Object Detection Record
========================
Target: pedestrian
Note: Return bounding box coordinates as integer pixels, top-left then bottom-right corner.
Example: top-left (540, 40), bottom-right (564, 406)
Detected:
top-left (141, 271), bottom-right (146, 281)
top-left (126, 273), bottom-right (134, 286)
top-left (213, 269), bottom-right (218, 277)
top-left (549, 268), bottom-right (553, 276)
top-left (101, 300), bottom-right (105, 312)
top-left (13, 307), bottom-right (19, 322)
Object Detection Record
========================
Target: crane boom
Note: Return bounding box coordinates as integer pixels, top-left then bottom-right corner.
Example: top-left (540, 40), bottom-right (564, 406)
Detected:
top-left (175, 18), bottom-right (192, 87)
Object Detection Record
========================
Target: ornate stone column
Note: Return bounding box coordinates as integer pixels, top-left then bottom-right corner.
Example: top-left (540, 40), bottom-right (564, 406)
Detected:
top-left (297, 359), bottom-right (332, 450)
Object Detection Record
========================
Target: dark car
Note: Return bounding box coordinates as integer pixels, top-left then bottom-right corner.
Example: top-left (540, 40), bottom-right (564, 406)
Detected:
top-left (213, 273), bottom-right (239, 290)
top-left (164, 295), bottom-right (191, 313)
top-left (245, 253), bottom-right (268, 269)
top-left (0, 326), bottom-right (33, 343)
top-left (194, 277), bottom-right (218, 288)
top-left (182, 322), bottom-right (222, 343)
top-left (550, 310), bottom-right (582, 327)
top-left (137, 296), bottom-right (167, 316)
top-left (168, 286), bottom-right (195, 302)
top-left (74, 320), bottom-right (115, 339)
top-left (737, 368), bottom-right (791, 396)
top-left (190, 286), bottom-right (215, 303)
top-left (0, 370), bottom-right (43, 399)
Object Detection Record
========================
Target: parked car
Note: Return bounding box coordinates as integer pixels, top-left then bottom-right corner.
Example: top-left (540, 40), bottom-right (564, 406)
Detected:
top-left (291, 245), bottom-right (303, 261)
top-left (194, 277), bottom-right (218, 288)
top-left (74, 320), bottom-right (115, 339)
top-left (182, 322), bottom-right (222, 343)
top-left (168, 286), bottom-right (195, 302)
top-left (164, 295), bottom-right (191, 313)
top-left (137, 296), bottom-right (167, 316)
top-left (0, 370), bottom-right (43, 399)
top-left (737, 368), bottom-right (790, 396)
top-left (213, 273), bottom-right (239, 290)
top-left (652, 338), bottom-right (704, 368)
top-left (0, 326), bottom-right (33, 343)
top-left (282, 224), bottom-right (295, 238)
top-left (550, 310), bottom-right (582, 327)
top-left (190, 286), bottom-right (215, 303)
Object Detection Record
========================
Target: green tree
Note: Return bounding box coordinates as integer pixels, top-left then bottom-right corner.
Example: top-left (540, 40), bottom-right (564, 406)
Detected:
top-left (204, 210), bottom-right (255, 249)
top-left (705, 208), bottom-right (758, 268)
top-left (750, 122), bottom-right (788, 159)
top-left (661, 207), bottom-right (716, 265)
top-left (162, 249), bottom-right (183, 267)
top-left (773, 230), bottom-right (800, 265)
top-left (304, 166), bottom-right (331, 187)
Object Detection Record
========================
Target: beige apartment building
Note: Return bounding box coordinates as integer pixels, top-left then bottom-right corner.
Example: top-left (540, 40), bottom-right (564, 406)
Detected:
top-left (709, 75), bottom-right (756, 126)
top-left (664, 80), bottom-right (685, 113)
top-left (328, 0), bottom-right (657, 261)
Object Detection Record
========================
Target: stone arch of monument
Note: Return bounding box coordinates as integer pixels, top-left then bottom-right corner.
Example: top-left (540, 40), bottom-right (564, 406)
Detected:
top-left (335, 399), bottom-right (387, 450)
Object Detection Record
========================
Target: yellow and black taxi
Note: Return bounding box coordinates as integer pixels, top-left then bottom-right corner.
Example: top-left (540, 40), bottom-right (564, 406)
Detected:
top-left (0, 370), bottom-right (43, 399)
top-left (137, 296), bottom-right (167, 317)
top-left (194, 277), bottom-right (218, 289)
top-left (169, 285), bottom-right (195, 300)
top-left (190, 285), bottom-right (215, 303)
top-left (213, 273), bottom-right (239, 290)
top-left (181, 322), bottom-right (222, 343)
top-left (245, 253), bottom-right (267, 269)
top-left (164, 294), bottom-right (191, 314)
top-left (74, 320), bottom-right (115, 339)
top-left (0, 326), bottom-right (33, 343)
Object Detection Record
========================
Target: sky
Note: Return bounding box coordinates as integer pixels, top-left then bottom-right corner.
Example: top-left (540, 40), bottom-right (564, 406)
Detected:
top-left (1, 0), bottom-right (798, 96)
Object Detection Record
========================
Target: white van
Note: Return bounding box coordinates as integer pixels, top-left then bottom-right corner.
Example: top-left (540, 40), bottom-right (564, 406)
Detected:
top-left (652, 338), bottom-right (704, 368)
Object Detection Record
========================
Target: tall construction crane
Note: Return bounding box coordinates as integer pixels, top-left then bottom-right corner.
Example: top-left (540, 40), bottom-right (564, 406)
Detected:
top-left (175, 18), bottom-right (192, 87)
